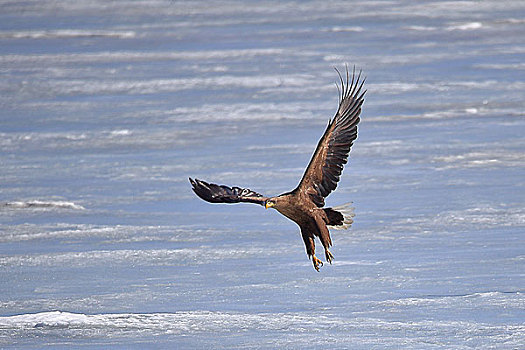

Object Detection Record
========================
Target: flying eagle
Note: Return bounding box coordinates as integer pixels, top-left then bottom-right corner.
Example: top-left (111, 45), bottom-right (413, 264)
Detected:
top-left (189, 67), bottom-right (365, 271)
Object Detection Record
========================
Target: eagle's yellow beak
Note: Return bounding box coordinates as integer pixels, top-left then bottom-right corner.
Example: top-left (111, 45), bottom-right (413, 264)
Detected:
top-left (265, 201), bottom-right (274, 209)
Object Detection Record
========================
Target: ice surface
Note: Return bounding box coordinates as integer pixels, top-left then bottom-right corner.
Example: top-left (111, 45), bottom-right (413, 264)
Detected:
top-left (1, 0), bottom-right (524, 348)
top-left (3, 201), bottom-right (85, 210)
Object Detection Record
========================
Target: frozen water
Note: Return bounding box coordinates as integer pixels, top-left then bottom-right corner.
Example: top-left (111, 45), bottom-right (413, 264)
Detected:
top-left (1, 0), bottom-right (524, 348)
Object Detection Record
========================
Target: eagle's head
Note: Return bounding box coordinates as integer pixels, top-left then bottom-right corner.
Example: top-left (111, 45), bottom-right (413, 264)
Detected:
top-left (264, 198), bottom-right (276, 209)
top-left (265, 196), bottom-right (289, 211)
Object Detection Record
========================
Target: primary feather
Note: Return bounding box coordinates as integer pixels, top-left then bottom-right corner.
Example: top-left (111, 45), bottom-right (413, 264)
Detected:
top-left (189, 178), bottom-right (267, 205)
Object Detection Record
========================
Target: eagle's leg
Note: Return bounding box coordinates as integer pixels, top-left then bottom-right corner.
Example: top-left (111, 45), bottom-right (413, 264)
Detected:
top-left (312, 255), bottom-right (323, 271)
top-left (302, 234), bottom-right (323, 271)
top-left (325, 249), bottom-right (334, 264)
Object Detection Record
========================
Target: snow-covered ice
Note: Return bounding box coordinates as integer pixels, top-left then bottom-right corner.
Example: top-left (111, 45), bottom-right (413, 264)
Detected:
top-left (1, 0), bottom-right (523, 348)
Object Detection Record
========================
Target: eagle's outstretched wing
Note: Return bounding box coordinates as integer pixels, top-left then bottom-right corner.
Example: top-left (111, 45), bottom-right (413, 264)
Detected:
top-left (189, 178), bottom-right (268, 206)
top-left (295, 66), bottom-right (366, 207)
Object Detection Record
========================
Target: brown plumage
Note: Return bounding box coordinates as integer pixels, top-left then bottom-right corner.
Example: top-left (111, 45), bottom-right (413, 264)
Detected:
top-left (190, 66), bottom-right (365, 271)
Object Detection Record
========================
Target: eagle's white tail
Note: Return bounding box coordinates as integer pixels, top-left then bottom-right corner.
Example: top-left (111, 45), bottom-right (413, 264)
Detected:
top-left (326, 202), bottom-right (355, 230)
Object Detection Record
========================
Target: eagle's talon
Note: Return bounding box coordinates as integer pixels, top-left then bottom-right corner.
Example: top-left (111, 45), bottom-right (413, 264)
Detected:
top-left (312, 256), bottom-right (323, 271)
top-left (325, 249), bottom-right (334, 264)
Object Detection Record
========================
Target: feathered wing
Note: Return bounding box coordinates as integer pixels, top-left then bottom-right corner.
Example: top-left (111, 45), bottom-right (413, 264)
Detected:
top-left (296, 66), bottom-right (366, 207)
top-left (189, 178), bottom-right (268, 206)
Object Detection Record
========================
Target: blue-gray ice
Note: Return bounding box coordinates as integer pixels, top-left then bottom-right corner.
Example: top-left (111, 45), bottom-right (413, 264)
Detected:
top-left (1, 1), bottom-right (524, 349)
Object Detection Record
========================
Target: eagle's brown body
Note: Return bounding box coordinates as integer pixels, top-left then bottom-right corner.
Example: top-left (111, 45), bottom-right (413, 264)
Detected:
top-left (266, 190), bottom-right (342, 270)
top-left (190, 66), bottom-right (365, 271)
